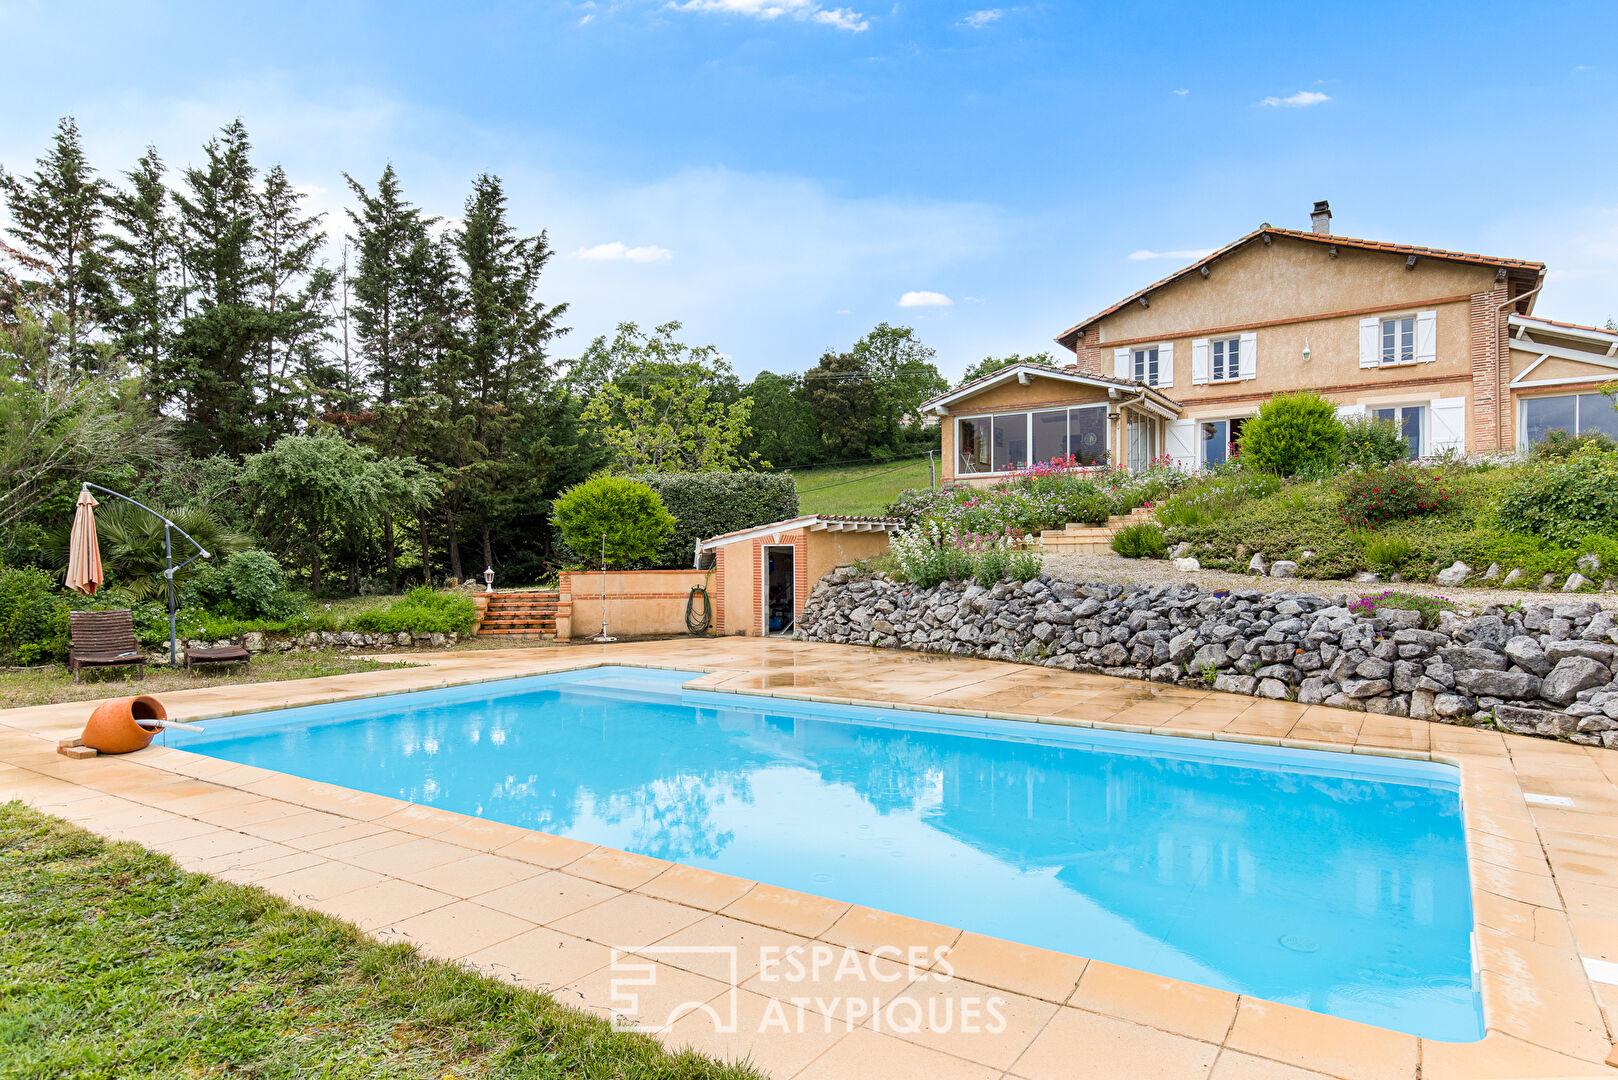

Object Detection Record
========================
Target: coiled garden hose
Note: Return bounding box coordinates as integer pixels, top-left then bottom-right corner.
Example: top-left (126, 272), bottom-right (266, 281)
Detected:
top-left (685, 586), bottom-right (713, 635)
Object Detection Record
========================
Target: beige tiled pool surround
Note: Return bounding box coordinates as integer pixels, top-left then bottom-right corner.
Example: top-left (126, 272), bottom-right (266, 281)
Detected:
top-left (4, 638), bottom-right (1617, 1080)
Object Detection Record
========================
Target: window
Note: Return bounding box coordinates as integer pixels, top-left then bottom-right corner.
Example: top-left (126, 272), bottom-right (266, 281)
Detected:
top-left (1200, 417), bottom-right (1247, 466)
top-left (955, 404), bottom-right (1109, 474)
top-left (1372, 405), bottom-right (1426, 457)
top-left (957, 415), bottom-right (992, 473)
top-left (1381, 316), bottom-right (1416, 365)
top-left (992, 414), bottom-right (1027, 472)
top-left (1210, 337), bottom-right (1241, 381)
top-left (1522, 393), bottom-right (1618, 447)
top-left (1133, 347), bottom-right (1159, 386)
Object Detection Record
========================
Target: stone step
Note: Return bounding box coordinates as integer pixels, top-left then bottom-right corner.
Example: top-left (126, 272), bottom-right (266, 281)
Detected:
top-left (476, 629), bottom-right (558, 638)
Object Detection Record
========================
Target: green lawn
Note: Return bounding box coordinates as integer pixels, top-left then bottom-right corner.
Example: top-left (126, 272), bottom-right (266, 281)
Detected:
top-left (0, 803), bottom-right (761, 1080)
top-left (0, 650), bottom-right (419, 709)
top-left (788, 457), bottom-right (936, 517)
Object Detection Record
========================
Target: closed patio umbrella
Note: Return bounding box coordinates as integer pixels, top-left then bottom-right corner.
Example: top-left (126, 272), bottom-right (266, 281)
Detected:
top-left (65, 488), bottom-right (104, 596)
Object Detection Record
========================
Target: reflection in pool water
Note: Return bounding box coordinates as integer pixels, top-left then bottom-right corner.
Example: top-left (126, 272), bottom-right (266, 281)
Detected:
top-left (171, 666), bottom-right (1481, 1040)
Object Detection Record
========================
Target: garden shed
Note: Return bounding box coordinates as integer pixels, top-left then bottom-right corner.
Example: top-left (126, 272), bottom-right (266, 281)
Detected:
top-left (694, 516), bottom-right (903, 637)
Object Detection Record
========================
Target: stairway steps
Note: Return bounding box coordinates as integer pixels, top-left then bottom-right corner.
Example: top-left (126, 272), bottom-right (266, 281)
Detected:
top-left (477, 588), bottom-right (565, 638)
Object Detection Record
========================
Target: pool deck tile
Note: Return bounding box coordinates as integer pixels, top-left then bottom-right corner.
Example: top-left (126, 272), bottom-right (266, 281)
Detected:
top-left (793, 1026), bottom-right (1001, 1080)
top-left (639, 865), bottom-right (759, 912)
top-left (943, 932), bottom-right (1088, 1005)
top-left (4, 637), bottom-right (1617, 1078)
top-left (873, 975), bottom-right (1058, 1071)
top-left (377, 900), bottom-right (536, 961)
top-left (1224, 998), bottom-right (1418, 1080)
top-left (720, 882), bottom-right (852, 939)
top-left (1008, 1005), bottom-right (1221, 1080)
top-left (1066, 960), bottom-right (1239, 1044)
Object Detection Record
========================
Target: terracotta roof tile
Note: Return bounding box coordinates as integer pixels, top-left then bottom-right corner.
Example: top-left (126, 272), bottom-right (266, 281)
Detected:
top-left (1055, 227), bottom-right (1545, 349)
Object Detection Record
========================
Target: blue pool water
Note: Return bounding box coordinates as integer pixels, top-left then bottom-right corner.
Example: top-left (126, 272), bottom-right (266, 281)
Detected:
top-left (170, 666), bottom-right (1481, 1040)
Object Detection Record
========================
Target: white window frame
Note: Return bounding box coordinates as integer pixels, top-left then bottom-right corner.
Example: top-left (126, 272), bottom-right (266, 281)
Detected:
top-left (1517, 392), bottom-right (1618, 451)
top-left (953, 404), bottom-right (1110, 478)
top-left (1369, 403), bottom-right (1428, 457)
top-left (1209, 335), bottom-right (1242, 382)
top-left (1380, 314), bottom-right (1417, 366)
top-left (1132, 346), bottom-right (1160, 387)
top-left (1196, 413), bottom-right (1251, 466)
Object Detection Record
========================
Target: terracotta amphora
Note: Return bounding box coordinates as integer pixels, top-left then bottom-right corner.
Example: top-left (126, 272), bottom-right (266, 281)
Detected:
top-left (81, 695), bottom-right (166, 754)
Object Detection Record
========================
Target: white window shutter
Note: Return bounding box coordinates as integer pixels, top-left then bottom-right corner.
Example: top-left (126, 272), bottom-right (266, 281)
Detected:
top-left (1158, 342), bottom-right (1175, 388)
top-left (1415, 310), bottom-right (1438, 363)
top-left (1335, 403), bottom-right (1364, 421)
top-left (1239, 331), bottom-right (1258, 380)
top-left (1114, 347), bottom-right (1131, 381)
top-left (1359, 317), bottom-right (1380, 368)
top-left (1430, 396), bottom-right (1466, 454)
top-left (1191, 339), bottom-right (1209, 385)
top-left (1164, 418), bottom-right (1198, 470)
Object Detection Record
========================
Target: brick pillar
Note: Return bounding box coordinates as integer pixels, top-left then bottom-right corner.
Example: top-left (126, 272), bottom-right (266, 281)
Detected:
top-left (1069, 326), bottom-right (1105, 376)
top-left (712, 547), bottom-right (726, 634)
top-left (1469, 287), bottom-right (1509, 451)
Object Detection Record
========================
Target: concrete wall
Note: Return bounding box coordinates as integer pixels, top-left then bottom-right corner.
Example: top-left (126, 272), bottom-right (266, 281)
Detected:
top-left (560, 569), bottom-right (711, 640)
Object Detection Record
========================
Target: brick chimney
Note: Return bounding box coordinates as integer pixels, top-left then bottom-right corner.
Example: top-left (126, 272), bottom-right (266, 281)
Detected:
top-left (1310, 200), bottom-right (1332, 235)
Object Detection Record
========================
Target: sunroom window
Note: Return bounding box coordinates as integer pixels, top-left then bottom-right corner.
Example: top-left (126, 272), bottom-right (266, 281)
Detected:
top-left (956, 404), bottom-right (1109, 474)
top-left (1522, 393), bottom-right (1618, 447)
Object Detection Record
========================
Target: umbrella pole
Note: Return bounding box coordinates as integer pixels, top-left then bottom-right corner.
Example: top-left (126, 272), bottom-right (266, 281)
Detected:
top-left (165, 522), bottom-right (178, 669)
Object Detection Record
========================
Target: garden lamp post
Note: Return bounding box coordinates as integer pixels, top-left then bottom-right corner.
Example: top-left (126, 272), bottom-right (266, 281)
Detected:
top-left (78, 482), bottom-right (211, 669)
top-left (483, 566), bottom-right (495, 592)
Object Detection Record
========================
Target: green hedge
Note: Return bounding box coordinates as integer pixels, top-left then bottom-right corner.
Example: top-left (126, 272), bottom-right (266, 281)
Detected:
top-left (636, 473), bottom-right (799, 568)
top-left (0, 567), bottom-right (70, 665)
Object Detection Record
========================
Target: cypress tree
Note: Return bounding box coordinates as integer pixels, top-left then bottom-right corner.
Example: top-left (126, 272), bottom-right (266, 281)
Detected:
top-left (102, 147), bottom-right (178, 382)
top-left (344, 164), bottom-right (431, 406)
top-left (170, 120), bottom-right (267, 456)
top-left (0, 116), bottom-right (111, 372)
top-left (256, 163), bottom-right (335, 434)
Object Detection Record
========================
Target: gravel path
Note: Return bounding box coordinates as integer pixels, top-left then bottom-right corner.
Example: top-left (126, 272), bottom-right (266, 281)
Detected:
top-left (1040, 550), bottom-right (1618, 612)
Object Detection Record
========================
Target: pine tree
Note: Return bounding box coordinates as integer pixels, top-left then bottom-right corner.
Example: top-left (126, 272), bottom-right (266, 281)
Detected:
top-left (256, 163), bottom-right (335, 435)
top-left (102, 147), bottom-right (178, 381)
top-left (0, 117), bottom-right (111, 372)
top-left (170, 120), bottom-right (269, 455)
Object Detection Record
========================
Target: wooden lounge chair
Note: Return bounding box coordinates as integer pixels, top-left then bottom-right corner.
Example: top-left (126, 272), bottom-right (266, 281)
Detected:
top-left (183, 644), bottom-right (250, 675)
top-left (68, 610), bottom-right (146, 682)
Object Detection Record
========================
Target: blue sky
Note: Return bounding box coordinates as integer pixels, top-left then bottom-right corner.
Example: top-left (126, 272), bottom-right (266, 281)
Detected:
top-left (2, 0), bottom-right (1615, 380)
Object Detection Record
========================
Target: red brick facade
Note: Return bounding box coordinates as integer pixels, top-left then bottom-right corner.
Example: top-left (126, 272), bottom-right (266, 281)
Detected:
top-left (1068, 325), bottom-right (1105, 376)
top-left (1468, 286), bottom-right (1510, 452)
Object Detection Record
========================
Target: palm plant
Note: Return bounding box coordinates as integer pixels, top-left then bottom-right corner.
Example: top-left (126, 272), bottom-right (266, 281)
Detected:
top-left (45, 500), bottom-right (248, 603)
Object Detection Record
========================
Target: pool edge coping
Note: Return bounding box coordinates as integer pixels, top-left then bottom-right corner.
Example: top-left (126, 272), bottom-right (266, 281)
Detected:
top-left (2, 640), bottom-right (1613, 1078)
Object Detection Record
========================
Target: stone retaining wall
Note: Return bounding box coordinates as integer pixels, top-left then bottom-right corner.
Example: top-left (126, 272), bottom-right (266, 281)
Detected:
top-left (143, 629), bottom-right (460, 665)
top-left (796, 568), bottom-right (1618, 747)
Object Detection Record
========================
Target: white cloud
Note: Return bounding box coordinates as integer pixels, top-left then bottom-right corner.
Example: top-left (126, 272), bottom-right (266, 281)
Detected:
top-left (959, 9), bottom-right (1002, 28)
top-left (573, 241), bottom-right (674, 262)
top-left (1172, 88), bottom-right (1189, 96)
top-left (669, 0), bottom-right (869, 31)
top-left (1127, 248), bottom-right (1214, 262)
top-left (899, 290), bottom-right (953, 307)
top-left (1260, 90), bottom-right (1330, 108)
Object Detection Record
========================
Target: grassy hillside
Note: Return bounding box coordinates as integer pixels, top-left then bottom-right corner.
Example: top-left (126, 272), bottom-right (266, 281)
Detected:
top-left (788, 457), bottom-right (937, 517)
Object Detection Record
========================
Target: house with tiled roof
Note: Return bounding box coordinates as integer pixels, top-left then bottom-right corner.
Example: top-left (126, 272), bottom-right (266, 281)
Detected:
top-left (921, 201), bottom-right (1618, 482)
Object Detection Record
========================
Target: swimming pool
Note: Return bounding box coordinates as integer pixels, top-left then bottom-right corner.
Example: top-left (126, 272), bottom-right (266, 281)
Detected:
top-left (170, 665), bottom-right (1482, 1040)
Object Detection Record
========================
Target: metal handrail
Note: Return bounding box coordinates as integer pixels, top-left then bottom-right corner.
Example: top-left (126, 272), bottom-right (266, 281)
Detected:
top-left (81, 482), bottom-right (211, 668)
